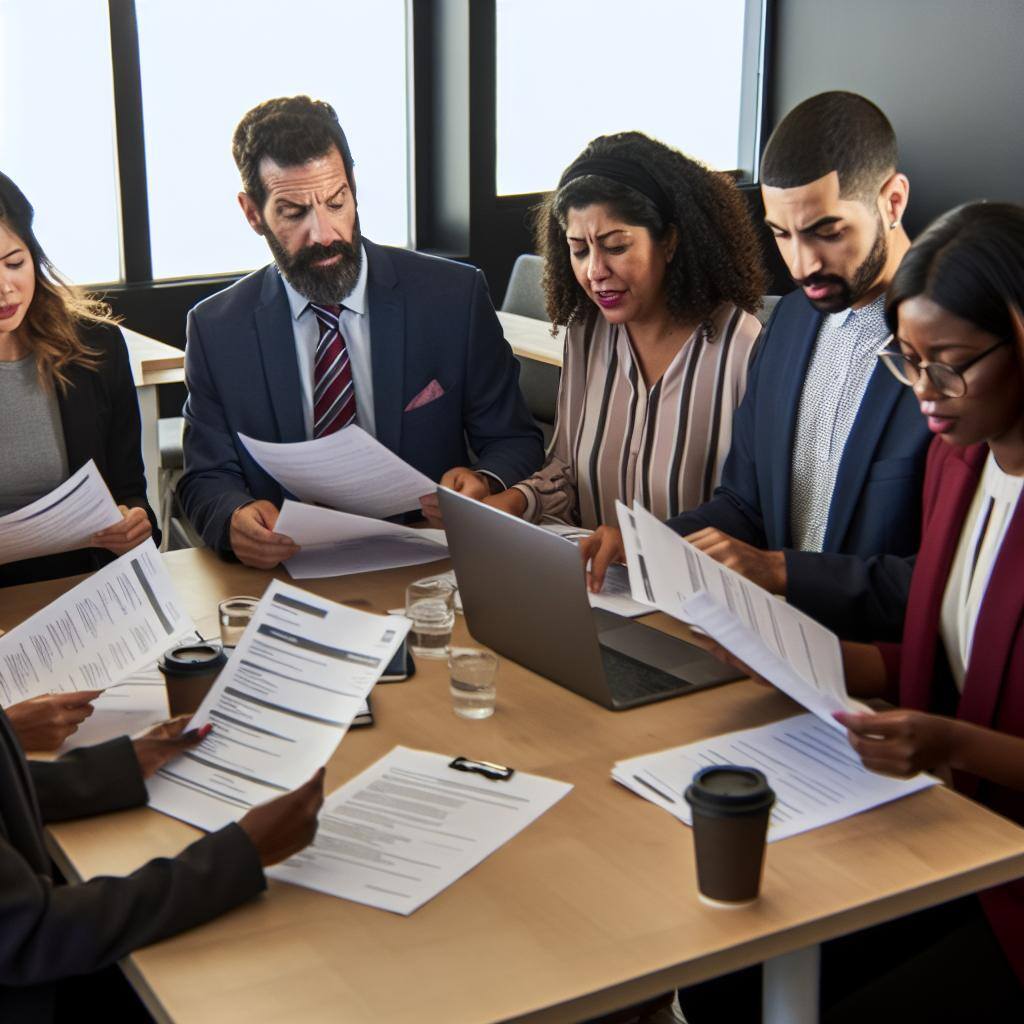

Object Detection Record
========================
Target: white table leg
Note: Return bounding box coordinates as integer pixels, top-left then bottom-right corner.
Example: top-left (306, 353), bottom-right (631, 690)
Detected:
top-left (763, 944), bottom-right (820, 1024)
top-left (136, 383), bottom-right (160, 517)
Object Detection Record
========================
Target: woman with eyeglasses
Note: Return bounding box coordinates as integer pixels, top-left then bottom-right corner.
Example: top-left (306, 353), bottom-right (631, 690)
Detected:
top-left (681, 201), bottom-right (1024, 1024)
top-left (815, 200), bottom-right (1024, 1020)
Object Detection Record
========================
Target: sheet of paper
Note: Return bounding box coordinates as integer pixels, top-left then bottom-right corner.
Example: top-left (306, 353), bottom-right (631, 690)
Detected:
top-left (61, 664), bottom-right (170, 751)
top-left (239, 426), bottom-right (437, 518)
top-left (537, 521), bottom-right (650, 618)
top-left (616, 503), bottom-right (657, 606)
top-left (612, 712), bottom-right (938, 842)
top-left (276, 500), bottom-right (448, 579)
top-left (268, 745), bottom-right (573, 914)
top-left (0, 460), bottom-right (121, 567)
top-left (0, 540), bottom-right (197, 706)
top-left (617, 503), bottom-right (859, 725)
top-left (146, 579), bottom-right (410, 832)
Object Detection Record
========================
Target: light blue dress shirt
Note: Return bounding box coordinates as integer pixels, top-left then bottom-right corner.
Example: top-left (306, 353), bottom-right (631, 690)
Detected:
top-left (279, 246), bottom-right (376, 440)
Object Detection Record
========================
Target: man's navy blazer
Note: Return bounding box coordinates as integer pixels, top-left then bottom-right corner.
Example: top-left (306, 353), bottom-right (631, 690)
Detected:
top-left (179, 240), bottom-right (544, 552)
top-left (666, 289), bottom-right (931, 639)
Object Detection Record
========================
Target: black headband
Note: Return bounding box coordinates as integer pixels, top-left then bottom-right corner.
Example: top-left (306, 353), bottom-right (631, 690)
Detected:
top-left (557, 156), bottom-right (674, 224)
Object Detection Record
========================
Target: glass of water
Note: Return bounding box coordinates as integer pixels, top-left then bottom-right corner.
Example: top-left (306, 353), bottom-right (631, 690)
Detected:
top-left (448, 647), bottom-right (499, 719)
top-left (405, 578), bottom-right (456, 659)
top-left (218, 595), bottom-right (259, 648)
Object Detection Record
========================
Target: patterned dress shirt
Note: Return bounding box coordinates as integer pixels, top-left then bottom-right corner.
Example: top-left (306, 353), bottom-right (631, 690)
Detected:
top-left (789, 295), bottom-right (890, 552)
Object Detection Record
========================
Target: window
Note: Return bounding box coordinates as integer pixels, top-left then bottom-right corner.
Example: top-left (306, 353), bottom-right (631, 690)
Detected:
top-left (0, 0), bottom-right (122, 284)
top-left (135, 0), bottom-right (411, 280)
top-left (495, 0), bottom-right (762, 196)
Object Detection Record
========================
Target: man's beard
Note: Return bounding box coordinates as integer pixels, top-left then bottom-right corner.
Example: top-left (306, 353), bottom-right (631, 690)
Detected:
top-left (264, 216), bottom-right (362, 305)
top-left (798, 215), bottom-right (888, 313)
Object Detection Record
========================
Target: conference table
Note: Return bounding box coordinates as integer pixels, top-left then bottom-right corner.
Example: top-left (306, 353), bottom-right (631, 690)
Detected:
top-left (6, 548), bottom-right (1024, 1023)
top-left (497, 310), bottom-right (563, 367)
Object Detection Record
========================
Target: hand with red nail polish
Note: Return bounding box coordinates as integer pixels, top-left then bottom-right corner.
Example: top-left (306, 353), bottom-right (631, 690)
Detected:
top-left (131, 715), bottom-right (212, 779)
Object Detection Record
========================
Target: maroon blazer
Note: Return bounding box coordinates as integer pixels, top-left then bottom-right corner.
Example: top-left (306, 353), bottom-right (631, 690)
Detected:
top-left (878, 438), bottom-right (1024, 982)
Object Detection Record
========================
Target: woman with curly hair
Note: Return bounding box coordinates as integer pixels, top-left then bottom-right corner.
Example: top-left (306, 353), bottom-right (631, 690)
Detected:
top-left (484, 132), bottom-right (767, 528)
top-left (0, 171), bottom-right (156, 750)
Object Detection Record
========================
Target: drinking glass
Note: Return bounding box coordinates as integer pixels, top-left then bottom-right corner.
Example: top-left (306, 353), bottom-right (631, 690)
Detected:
top-left (218, 595), bottom-right (259, 647)
top-left (405, 578), bottom-right (456, 658)
top-left (448, 647), bottom-right (499, 719)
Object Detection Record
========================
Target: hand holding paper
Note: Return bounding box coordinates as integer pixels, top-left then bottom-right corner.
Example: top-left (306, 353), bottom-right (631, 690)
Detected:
top-left (0, 540), bottom-right (197, 707)
top-left (616, 501), bottom-right (865, 729)
top-left (275, 500), bottom-right (447, 579)
top-left (239, 426), bottom-right (437, 519)
top-left (146, 579), bottom-right (410, 832)
top-left (0, 460), bottom-right (121, 566)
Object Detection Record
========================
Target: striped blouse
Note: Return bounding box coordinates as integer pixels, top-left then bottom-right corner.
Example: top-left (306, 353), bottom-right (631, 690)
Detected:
top-left (513, 303), bottom-right (762, 528)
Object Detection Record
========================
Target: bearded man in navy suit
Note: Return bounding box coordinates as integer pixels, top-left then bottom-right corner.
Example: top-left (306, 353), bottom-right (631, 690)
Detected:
top-left (179, 96), bottom-right (542, 568)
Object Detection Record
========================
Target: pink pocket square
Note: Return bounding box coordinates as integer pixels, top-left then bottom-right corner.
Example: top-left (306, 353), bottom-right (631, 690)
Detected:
top-left (404, 379), bottom-right (446, 412)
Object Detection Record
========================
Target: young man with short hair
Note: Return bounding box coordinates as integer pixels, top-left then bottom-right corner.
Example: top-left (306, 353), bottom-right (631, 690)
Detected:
top-left (584, 92), bottom-right (928, 640)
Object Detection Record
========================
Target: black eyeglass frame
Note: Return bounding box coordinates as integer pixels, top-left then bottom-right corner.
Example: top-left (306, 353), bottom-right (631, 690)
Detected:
top-left (877, 337), bottom-right (1012, 397)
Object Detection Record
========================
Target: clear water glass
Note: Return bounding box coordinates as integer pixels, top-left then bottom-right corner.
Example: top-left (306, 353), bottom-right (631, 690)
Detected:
top-left (448, 648), bottom-right (499, 719)
top-left (218, 595), bottom-right (259, 648)
top-left (405, 578), bottom-right (456, 658)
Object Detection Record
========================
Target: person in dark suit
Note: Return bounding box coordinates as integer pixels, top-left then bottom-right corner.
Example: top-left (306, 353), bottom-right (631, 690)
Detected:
top-left (582, 93), bottom-right (930, 641)
top-left (0, 172), bottom-right (158, 750)
top-left (681, 201), bottom-right (1024, 1024)
top-left (0, 708), bottom-right (325, 1023)
top-left (178, 95), bottom-right (543, 568)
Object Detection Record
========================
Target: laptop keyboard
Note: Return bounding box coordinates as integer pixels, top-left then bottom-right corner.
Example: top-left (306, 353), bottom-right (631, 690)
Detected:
top-left (599, 644), bottom-right (693, 702)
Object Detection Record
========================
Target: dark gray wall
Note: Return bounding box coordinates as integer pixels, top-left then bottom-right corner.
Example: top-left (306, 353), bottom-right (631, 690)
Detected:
top-left (770, 0), bottom-right (1024, 236)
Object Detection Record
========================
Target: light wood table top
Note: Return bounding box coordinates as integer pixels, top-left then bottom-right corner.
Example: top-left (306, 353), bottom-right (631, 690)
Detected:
top-left (498, 311), bottom-right (564, 368)
top-left (5, 549), bottom-right (1024, 1023)
top-left (123, 327), bottom-right (186, 387)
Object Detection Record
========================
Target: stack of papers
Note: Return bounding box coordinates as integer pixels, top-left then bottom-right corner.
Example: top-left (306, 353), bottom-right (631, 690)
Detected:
top-left (612, 713), bottom-right (936, 842)
top-left (239, 426), bottom-right (435, 518)
top-left (611, 503), bottom-right (938, 837)
top-left (238, 427), bottom-right (449, 578)
top-left (274, 500), bottom-right (447, 579)
top-left (269, 745), bottom-right (572, 914)
top-left (146, 579), bottom-right (410, 832)
top-left (0, 461), bottom-right (121, 566)
top-left (0, 540), bottom-right (198, 706)
top-left (617, 502), bottom-right (863, 723)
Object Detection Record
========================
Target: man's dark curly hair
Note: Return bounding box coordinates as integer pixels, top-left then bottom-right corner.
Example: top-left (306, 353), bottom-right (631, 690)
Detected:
top-left (536, 132), bottom-right (767, 329)
top-left (232, 95), bottom-right (356, 208)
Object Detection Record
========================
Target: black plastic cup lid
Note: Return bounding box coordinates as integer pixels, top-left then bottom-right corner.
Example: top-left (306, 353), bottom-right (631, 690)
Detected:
top-left (684, 765), bottom-right (775, 816)
top-left (158, 640), bottom-right (227, 676)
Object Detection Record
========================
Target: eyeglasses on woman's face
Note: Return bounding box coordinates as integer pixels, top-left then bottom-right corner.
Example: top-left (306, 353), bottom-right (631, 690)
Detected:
top-left (877, 336), bottom-right (1011, 398)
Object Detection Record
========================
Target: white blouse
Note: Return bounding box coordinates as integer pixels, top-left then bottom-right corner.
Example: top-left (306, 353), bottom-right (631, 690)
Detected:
top-left (940, 452), bottom-right (1024, 690)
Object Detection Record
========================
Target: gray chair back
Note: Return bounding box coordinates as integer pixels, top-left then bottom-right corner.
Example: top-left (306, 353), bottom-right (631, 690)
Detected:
top-left (501, 254), bottom-right (548, 320)
top-left (500, 255), bottom-right (559, 447)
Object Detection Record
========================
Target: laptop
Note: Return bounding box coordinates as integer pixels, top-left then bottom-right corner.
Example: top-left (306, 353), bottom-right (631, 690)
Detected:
top-left (438, 489), bottom-right (742, 710)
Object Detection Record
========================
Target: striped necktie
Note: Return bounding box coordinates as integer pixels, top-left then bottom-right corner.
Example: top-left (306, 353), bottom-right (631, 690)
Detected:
top-left (309, 302), bottom-right (357, 438)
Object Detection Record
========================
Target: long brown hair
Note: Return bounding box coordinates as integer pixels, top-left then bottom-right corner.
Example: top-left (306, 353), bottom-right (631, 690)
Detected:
top-left (0, 171), bottom-right (117, 392)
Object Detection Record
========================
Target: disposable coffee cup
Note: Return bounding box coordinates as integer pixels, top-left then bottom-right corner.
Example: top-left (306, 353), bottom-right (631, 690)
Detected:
top-left (158, 640), bottom-right (227, 717)
top-left (684, 765), bottom-right (775, 907)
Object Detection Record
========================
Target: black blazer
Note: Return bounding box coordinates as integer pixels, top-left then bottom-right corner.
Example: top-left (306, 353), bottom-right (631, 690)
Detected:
top-left (0, 710), bottom-right (265, 1022)
top-left (0, 321), bottom-right (159, 588)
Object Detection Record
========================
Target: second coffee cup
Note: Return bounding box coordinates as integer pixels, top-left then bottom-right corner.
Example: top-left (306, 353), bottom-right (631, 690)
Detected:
top-left (684, 765), bottom-right (775, 907)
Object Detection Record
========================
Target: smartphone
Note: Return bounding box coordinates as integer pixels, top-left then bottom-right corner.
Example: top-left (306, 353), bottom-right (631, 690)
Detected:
top-left (379, 638), bottom-right (414, 682)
